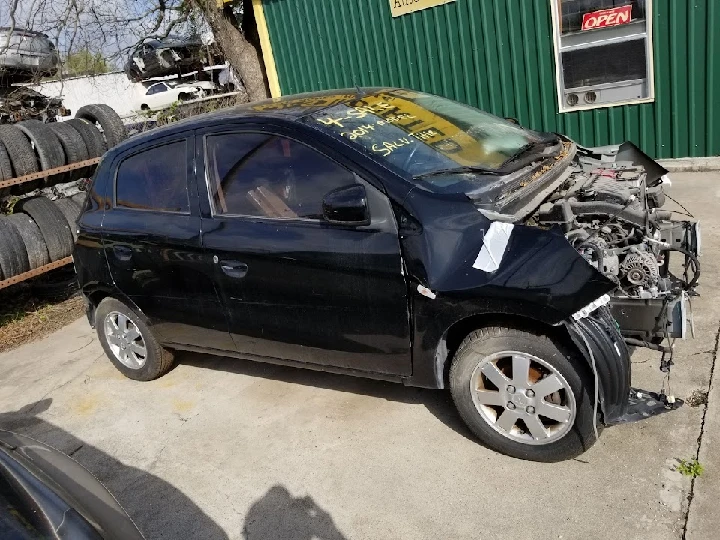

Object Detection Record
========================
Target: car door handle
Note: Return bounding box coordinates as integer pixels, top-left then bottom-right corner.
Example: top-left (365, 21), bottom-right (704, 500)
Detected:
top-left (113, 245), bottom-right (133, 262)
top-left (220, 260), bottom-right (248, 279)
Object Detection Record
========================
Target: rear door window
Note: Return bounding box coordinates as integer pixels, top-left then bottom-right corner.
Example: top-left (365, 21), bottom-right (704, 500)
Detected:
top-left (115, 140), bottom-right (189, 213)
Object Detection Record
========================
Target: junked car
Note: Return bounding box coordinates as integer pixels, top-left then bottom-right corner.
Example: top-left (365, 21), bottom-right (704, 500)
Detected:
top-left (73, 88), bottom-right (699, 461)
top-left (0, 27), bottom-right (59, 83)
top-left (134, 80), bottom-right (217, 112)
top-left (124, 36), bottom-right (204, 82)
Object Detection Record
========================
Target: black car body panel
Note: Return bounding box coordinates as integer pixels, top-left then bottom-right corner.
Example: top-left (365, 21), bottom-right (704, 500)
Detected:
top-left (0, 430), bottom-right (144, 540)
top-left (75, 88), bottom-right (660, 428)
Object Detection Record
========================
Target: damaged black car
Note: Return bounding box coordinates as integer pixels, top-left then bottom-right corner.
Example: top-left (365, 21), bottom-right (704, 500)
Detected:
top-left (124, 36), bottom-right (204, 82)
top-left (74, 88), bottom-right (700, 462)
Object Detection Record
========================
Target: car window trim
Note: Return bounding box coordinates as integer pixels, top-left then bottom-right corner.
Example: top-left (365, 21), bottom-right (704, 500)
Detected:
top-left (202, 130), bottom-right (364, 224)
top-left (113, 138), bottom-right (192, 216)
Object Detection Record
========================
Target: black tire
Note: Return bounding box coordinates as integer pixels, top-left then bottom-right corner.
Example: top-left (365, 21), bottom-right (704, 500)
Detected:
top-left (75, 104), bottom-right (127, 149)
top-left (54, 198), bottom-right (82, 241)
top-left (70, 191), bottom-right (88, 210)
top-left (66, 118), bottom-right (107, 158)
top-left (29, 266), bottom-right (79, 301)
top-left (0, 124), bottom-right (40, 193)
top-left (15, 120), bottom-right (67, 187)
top-left (15, 196), bottom-right (74, 261)
top-left (6, 213), bottom-right (50, 270)
top-left (95, 297), bottom-right (175, 381)
top-left (449, 326), bottom-right (597, 462)
top-left (0, 217), bottom-right (31, 279)
top-left (0, 140), bottom-right (12, 198)
top-left (48, 122), bottom-right (89, 181)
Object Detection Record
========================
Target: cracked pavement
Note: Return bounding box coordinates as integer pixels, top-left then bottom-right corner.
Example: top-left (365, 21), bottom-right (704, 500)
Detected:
top-left (0, 172), bottom-right (718, 539)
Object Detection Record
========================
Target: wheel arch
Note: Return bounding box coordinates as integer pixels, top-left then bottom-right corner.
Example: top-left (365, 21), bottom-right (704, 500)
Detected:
top-left (439, 312), bottom-right (569, 388)
top-left (429, 309), bottom-right (630, 425)
top-left (82, 284), bottom-right (149, 328)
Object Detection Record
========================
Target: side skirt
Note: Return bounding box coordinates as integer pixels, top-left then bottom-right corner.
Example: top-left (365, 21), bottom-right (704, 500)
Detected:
top-left (165, 342), bottom-right (406, 385)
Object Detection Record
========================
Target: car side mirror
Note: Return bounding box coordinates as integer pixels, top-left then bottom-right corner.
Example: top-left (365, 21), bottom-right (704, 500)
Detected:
top-left (322, 184), bottom-right (369, 226)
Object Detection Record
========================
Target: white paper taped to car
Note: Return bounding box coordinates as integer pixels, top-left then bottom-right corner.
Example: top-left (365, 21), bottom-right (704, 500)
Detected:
top-left (473, 222), bottom-right (514, 272)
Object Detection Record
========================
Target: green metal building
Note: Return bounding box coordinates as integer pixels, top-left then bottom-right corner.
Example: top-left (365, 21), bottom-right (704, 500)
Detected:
top-left (255, 0), bottom-right (719, 159)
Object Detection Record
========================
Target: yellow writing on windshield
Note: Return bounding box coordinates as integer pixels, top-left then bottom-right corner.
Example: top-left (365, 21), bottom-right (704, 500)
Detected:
top-left (315, 91), bottom-right (497, 166)
top-left (371, 137), bottom-right (414, 157)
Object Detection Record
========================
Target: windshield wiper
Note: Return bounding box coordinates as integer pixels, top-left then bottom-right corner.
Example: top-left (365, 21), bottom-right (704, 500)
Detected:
top-left (499, 137), bottom-right (561, 168)
top-left (413, 165), bottom-right (501, 180)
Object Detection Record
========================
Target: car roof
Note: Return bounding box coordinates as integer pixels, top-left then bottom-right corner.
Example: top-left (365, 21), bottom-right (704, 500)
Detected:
top-left (114, 87), bottom-right (396, 152)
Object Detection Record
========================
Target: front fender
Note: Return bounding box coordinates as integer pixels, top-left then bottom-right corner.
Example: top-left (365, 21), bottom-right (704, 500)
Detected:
top-left (401, 202), bottom-right (617, 389)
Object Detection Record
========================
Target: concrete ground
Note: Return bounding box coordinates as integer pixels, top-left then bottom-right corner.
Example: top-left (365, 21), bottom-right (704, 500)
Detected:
top-left (0, 172), bottom-right (718, 540)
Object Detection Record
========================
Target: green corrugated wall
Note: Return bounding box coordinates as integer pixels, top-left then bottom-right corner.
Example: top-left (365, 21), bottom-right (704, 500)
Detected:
top-left (262, 0), bottom-right (720, 159)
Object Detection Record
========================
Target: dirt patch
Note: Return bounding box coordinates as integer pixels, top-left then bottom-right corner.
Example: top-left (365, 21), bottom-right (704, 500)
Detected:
top-left (0, 287), bottom-right (85, 354)
top-left (686, 389), bottom-right (709, 408)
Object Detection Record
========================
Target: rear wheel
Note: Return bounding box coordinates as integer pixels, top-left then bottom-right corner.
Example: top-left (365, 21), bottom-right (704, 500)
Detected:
top-left (449, 326), bottom-right (597, 462)
top-left (95, 297), bottom-right (175, 381)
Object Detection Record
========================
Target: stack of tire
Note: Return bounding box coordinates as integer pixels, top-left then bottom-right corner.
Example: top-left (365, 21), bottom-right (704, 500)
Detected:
top-left (0, 193), bottom-right (86, 280)
top-left (0, 103), bottom-right (127, 281)
top-left (0, 104), bottom-right (127, 198)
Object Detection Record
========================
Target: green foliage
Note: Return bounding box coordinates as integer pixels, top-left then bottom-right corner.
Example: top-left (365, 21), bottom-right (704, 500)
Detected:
top-left (676, 458), bottom-right (704, 478)
top-left (64, 50), bottom-right (109, 76)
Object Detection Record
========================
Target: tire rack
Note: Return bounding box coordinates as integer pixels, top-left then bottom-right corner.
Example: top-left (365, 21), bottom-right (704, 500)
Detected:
top-left (0, 156), bottom-right (101, 289)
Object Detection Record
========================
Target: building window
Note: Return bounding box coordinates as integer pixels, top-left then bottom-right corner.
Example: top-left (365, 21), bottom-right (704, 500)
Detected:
top-left (551, 0), bottom-right (654, 112)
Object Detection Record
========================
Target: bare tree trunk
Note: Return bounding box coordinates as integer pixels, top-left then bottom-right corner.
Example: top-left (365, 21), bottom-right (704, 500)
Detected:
top-left (190, 0), bottom-right (269, 101)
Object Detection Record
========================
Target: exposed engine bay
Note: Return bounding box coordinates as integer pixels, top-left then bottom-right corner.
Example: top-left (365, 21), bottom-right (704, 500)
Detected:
top-left (527, 142), bottom-right (700, 345)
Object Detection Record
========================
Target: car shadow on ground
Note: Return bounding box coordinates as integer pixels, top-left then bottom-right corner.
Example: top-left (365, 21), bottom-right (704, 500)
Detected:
top-left (0, 398), bottom-right (229, 540)
top-left (177, 351), bottom-right (477, 443)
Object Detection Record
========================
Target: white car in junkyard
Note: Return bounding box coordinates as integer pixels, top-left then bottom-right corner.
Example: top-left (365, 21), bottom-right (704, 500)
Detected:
top-left (134, 80), bottom-right (217, 112)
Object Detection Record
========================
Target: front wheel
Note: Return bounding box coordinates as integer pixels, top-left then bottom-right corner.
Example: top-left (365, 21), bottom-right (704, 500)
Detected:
top-left (95, 298), bottom-right (174, 381)
top-left (449, 326), bottom-right (597, 462)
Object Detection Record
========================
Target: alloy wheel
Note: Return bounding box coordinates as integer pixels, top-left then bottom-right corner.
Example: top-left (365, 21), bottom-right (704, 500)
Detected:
top-left (103, 311), bottom-right (147, 369)
top-left (469, 351), bottom-right (576, 445)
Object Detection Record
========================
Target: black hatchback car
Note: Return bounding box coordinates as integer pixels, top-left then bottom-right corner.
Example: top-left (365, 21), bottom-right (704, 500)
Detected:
top-left (75, 88), bottom-right (699, 462)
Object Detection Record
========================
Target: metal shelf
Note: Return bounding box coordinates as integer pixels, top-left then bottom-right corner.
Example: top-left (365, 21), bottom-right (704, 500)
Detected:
top-left (0, 157), bottom-right (101, 190)
top-left (0, 256), bottom-right (74, 290)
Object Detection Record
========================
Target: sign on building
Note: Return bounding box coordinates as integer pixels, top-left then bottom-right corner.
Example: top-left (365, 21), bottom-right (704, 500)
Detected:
top-left (389, 0), bottom-right (456, 18)
top-left (581, 5), bottom-right (633, 31)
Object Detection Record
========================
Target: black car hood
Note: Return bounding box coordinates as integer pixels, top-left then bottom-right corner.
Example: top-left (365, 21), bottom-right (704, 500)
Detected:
top-left (0, 430), bottom-right (144, 540)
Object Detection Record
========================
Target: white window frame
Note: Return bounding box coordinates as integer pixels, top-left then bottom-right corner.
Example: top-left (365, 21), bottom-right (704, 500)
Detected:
top-left (550, 0), bottom-right (656, 113)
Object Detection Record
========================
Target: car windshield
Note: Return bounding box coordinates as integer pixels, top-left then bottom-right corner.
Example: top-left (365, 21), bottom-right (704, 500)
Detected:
top-left (304, 89), bottom-right (543, 178)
